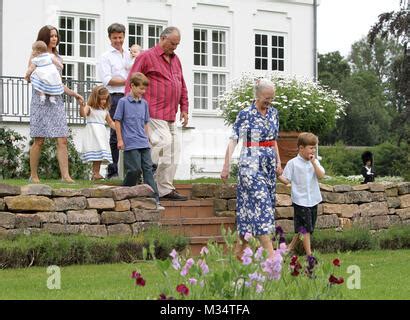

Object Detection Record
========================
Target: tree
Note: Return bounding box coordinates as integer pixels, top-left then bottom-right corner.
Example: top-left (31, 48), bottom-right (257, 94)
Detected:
top-left (368, 0), bottom-right (410, 145)
top-left (318, 51), bottom-right (351, 90)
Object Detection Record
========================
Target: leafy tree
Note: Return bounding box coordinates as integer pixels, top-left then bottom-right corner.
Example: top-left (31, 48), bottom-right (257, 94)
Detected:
top-left (318, 51), bottom-right (351, 90)
top-left (367, 0), bottom-right (409, 145)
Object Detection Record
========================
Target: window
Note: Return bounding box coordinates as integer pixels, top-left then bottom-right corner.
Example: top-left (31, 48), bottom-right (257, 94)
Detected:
top-left (255, 33), bottom-right (285, 71)
top-left (128, 21), bottom-right (165, 49)
top-left (59, 14), bottom-right (97, 81)
top-left (193, 27), bottom-right (228, 112)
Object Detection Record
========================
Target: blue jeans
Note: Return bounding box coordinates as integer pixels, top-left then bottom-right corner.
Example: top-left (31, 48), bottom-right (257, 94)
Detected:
top-left (123, 148), bottom-right (159, 202)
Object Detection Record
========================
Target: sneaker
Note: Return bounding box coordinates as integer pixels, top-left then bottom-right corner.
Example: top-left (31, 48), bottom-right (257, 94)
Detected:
top-left (160, 190), bottom-right (188, 201)
top-left (156, 202), bottom-right (165, 211)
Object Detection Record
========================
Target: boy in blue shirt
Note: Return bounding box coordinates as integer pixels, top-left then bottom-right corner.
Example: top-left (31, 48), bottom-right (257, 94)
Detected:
top-left (277, 132), bottom-right (325, 260)
top-left (114, 72), bottom-right (163, 209)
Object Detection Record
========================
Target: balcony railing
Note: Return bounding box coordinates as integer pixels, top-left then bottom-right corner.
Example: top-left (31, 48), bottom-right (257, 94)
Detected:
top-left (0, 76), bottom-right (102, 125)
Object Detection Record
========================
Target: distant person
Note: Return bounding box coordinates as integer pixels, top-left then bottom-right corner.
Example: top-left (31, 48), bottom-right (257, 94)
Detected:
top-left (129, 44), bottom-right (142, 68)
top-left (97, 23), bottom-right (133, 179)
top-left (361, 151), bottom-right (375, 184)
top-left (125, 26), bottom-right (189, 201)
top-left (80, 85), bottom-right (116, 180)
top-left (114, 72), bottom-right (163, 209)
top-left (25, 40), bottom-right (64, 105)
top-left (277, 132), bottom-right (325, 261)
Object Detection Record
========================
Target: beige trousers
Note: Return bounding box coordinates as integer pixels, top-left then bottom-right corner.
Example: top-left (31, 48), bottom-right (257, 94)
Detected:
top-left (148, 119), bottom-right (180, 197)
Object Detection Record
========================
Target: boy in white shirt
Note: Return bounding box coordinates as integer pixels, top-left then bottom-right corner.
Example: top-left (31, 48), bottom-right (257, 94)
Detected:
top-left (277, 132), bottom-right (325, 260)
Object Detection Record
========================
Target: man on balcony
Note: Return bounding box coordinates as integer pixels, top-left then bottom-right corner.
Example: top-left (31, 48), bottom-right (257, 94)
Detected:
top-left (97, 23), bottom-right (133, 179)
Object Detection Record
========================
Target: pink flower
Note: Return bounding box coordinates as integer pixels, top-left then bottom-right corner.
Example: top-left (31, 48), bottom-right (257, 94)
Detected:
top-left (244, 232), bottom-right (253, 241)
top-left (185, 258), bottom-right (195, 268)
top-left (256, 284), bottom-right (264, 293)
top-left (131, 271), bottom-right (141, 279)
top-left (180, 267), bottom-right (189, 277)
top-left (254, 247), bottom-right (264, 260)
top-left (200, 247), bottom-right (209, 255)
top-left (189, 278), bottom-right (198, 285)
top-left (169, 249), bottom-right (178, 259)
top-left (136, 277), bottom-right (146, 286)
top-left (199, 260), bottom-right (209, 275)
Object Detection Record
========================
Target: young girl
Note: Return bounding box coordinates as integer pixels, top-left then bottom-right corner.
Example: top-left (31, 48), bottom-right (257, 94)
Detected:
top-left (80, 85), bottom-right (116, 180)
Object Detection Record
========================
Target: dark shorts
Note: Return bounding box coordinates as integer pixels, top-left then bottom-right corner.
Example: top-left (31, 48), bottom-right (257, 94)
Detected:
top-left (293, 203), bottom-right (318, 234)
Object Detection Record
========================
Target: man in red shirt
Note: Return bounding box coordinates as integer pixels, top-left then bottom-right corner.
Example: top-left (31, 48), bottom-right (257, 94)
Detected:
top-left (125, 26), bottom-right (188, 201)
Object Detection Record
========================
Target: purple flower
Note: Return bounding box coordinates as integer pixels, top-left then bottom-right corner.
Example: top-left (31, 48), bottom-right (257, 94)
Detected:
top-left (242, 256), bottom-right (252, 265)
top-left (189, 278), bottom-right (198, 285)
top-left (200, 247), bottom-right (209, 255)
top-left (172, 258), bottom-right (181, 270)
top-left (254, 247), bottom-right (264, 260)
top-left (275, 226), bottom-right (284, 236)
top-left (185, 258), bottom-right (195, 268)
top-left (244, 232), bottom-right (253, 241)
top-left (199, 260), bottom-right (209, 275)
top-left (169, 249), bottom-right (178, 259)
top-left (256, 284), bottom-right (264, 293)
top-left (180, 267), bottom-right (189, 277)
top-left (243, 247), bottom-right (253, 257)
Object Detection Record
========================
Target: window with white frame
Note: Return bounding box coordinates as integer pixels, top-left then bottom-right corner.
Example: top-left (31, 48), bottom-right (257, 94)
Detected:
top-left (128, 21), bottom-right (165, 49)
top-left (193, 27), bottom-right (228, 112)
top-left (254, 33), bottom-right (285, 71)
top-left (59, 14), bottom-right (97, 82)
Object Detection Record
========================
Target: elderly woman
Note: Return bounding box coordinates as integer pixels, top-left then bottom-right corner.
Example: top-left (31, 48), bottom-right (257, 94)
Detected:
top-left (221, 79), bottom-right (282, 259)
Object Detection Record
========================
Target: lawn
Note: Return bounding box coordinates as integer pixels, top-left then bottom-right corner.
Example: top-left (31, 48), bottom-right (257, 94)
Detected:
top-left (0, 249), bottom-right (409, 300)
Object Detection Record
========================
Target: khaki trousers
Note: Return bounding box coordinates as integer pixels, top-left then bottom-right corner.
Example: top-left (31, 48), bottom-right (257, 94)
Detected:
top-left (149, 119), bottom-right (180, 197)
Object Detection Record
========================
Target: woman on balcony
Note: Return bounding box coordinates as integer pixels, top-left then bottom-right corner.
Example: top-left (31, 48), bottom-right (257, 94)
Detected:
top-left (220, 79), bottom-right (282, 259)
top-left (28, 25), bottom-right (84, 183)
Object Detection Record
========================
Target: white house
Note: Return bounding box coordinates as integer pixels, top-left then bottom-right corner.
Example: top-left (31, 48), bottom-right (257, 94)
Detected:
top-left (0, 0), bottom-right (318, 179)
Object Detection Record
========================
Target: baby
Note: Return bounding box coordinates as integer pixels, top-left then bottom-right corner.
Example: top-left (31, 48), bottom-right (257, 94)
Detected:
top-left (25, 40), bottom-right (64, 104)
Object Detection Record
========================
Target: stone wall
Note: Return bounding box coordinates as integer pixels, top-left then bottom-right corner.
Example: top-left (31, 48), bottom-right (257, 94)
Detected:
top-left (191, 182), bottom-right (410, 234)
top-left (0, 184), bottom-right (160, 238)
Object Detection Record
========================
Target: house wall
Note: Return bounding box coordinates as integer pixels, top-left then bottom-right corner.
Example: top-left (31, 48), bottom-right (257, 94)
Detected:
top-left (1, 0), bottom-right (316, 179)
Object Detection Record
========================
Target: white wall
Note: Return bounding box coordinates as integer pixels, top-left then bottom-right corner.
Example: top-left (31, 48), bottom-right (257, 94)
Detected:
top-left (2, 0), bottom-right (315, 179)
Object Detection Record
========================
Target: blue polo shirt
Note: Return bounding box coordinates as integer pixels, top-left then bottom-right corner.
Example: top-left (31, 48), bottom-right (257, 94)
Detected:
top-left (113, 95), bottom-right (150, 151)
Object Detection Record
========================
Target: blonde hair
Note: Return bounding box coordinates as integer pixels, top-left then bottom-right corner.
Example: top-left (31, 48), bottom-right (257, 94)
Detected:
top-left (129, 72), bottom-right (149, 87)
top-left (297, 132), bottom-right (318, 147)
top-left (32, 40), bottom-right (48, 54)
top-left (87, 85), bottom-right (111, 110)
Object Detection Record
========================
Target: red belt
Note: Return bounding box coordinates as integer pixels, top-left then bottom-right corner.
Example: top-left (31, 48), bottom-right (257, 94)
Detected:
top-left (245, 140), bottom-right (276, 147)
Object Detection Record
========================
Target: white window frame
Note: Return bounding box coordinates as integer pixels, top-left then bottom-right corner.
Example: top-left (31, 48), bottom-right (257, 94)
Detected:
top-left (58, 13), bottom-right (98, 82)
top-left (127, 18), bottom-right (167, 50)
top-left (254, 31), bottom-right (287, 73)
top-left (193, 25), bottom-right (229, 115)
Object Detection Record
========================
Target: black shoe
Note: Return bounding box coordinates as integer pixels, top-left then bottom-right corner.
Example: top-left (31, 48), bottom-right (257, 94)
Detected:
top-left (160, 190), bottom-right (188, 201)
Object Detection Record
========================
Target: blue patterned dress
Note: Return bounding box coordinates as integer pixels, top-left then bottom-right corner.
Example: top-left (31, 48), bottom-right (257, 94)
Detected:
top-left (30, 54), bottom-right (68, 138)
top-left (231, 103), bottom-right (280, 236)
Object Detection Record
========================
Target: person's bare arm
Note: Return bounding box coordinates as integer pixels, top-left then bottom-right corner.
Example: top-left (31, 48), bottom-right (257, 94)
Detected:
top-left (51, 55), bottom-right (64, 70)
top-left (220, 139), bottom-right (238, 182)
top-left (277, 174), bottom-right (290, 185)
top-left (79, 104), bottom-right (91, 118)
top-left (24, 63), bottom-right (36, 81)
top-left (115, 120), bottom-right (124, 150)
top-left (310, 155), bottom-right (325, 179)
top-left (106, 113), bottom-right (116, 130)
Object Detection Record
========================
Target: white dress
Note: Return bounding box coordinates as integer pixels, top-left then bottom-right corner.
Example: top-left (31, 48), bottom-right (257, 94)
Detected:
top-left (31, 53), bottom-right (64, 95)
top-left (81, 108), bottom-right (113, 164)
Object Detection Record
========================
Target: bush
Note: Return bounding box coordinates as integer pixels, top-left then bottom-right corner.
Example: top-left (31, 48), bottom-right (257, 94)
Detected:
top-left (0, 127), bottom-right (26, 179)
top-left (0, 227), bottom-right (188, 269)
top-left (377, 225), bottom-right (410, 250)
top-left (319, 141), bottom-right (409, 179)
top-left (20, 129), bottom-right (91, 180)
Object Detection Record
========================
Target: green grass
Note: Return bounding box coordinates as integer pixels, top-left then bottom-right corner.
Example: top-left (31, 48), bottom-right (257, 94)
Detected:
top-left (0, 249), bottom-right (409, 300)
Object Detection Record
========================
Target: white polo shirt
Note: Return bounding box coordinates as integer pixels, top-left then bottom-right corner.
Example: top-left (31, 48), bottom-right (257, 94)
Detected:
top-left (97, 46), bottom-right (132, 94)
top-left (282, 154), bottom-right (325, 207)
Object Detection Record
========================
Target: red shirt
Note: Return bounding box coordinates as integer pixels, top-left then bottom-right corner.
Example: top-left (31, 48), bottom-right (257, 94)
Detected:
top-left (125, 44), bottom-right (189, 121)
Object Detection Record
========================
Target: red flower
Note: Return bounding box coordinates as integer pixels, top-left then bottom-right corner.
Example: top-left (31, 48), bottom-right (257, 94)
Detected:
top-left (329, 274), bottom-right (344, 285)
top-left (332, 259), bottom-right (341, 267)
top-left (176, 284), bottom-right (190, 296)
top-left (136, 277), bottom-right (146, 286)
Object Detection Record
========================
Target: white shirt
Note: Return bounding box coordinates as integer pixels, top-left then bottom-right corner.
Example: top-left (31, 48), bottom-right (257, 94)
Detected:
top-left (282, 154), bottom-right (325, 207)
top-left (96, 46), bottom-right (132, 93)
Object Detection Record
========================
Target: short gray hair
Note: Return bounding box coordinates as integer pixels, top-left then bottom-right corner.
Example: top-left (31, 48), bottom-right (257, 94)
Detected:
top-left (255, 79), bottom-right (275, 97)
top-left (108, 23), bottom-right (126, 36)
top-left (160, 26), bottom-right (181, 38)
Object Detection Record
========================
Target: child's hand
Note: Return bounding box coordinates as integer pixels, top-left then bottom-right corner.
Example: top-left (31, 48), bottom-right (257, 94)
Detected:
top-left (309, 154), bottom-right (316, 163)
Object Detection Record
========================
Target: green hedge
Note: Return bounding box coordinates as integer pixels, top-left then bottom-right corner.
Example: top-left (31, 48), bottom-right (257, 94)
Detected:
top-left (0, 226), bottom-right (188, 269)
top-left (320, 141), bottom-right (409, 179)
top-left (288, 225), bottom-right (410, 255)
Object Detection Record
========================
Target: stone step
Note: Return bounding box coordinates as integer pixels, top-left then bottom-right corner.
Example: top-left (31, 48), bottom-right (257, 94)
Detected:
top-left (160, 199), bottom-right (215, 219)
top-left (174, 184), bottom-right (193, 199)
top-left (161, 217), bottom-right (235, 237)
